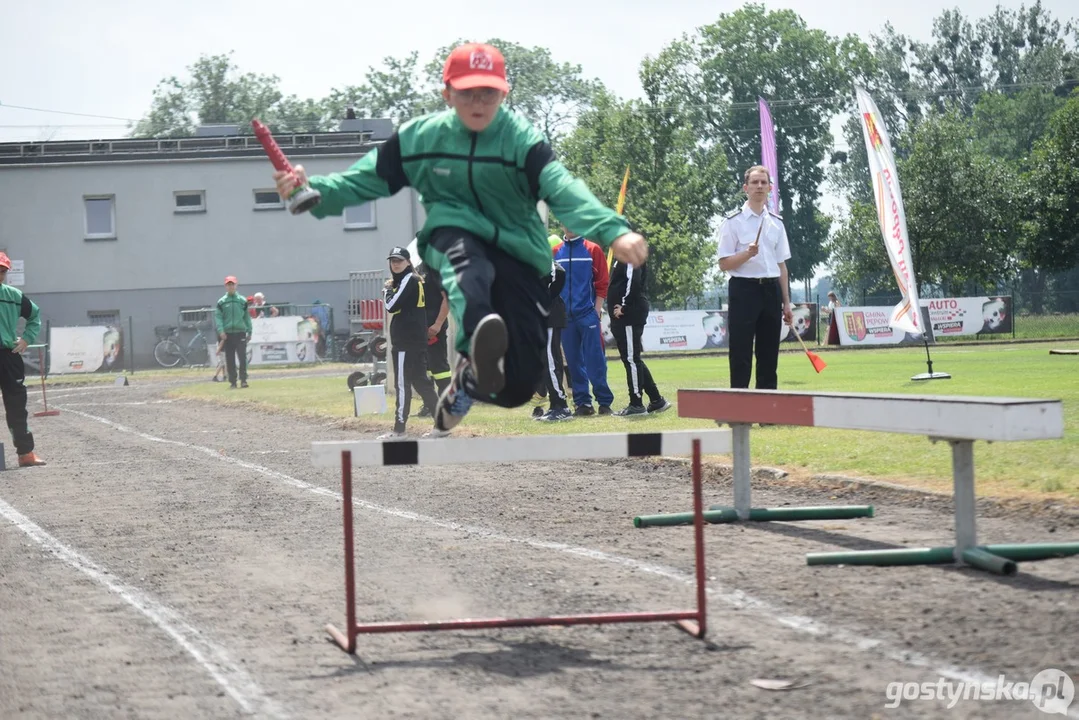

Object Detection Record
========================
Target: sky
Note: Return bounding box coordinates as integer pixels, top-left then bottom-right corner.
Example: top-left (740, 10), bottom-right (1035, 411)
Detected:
top-left (3, 0), bottom-right (1075, 145)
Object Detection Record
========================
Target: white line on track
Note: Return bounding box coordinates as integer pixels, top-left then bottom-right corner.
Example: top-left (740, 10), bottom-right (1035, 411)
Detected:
top-left (0, 496), bottom-right (287, 720)
top-left (57, 404), bottom-right (1079, 716)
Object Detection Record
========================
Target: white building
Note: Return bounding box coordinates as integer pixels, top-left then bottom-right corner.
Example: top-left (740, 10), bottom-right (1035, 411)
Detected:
top-left (0, 120), bottom-right (422, 368)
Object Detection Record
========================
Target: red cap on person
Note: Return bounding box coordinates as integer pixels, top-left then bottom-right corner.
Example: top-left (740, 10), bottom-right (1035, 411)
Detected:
top-left (224, 275), bottom-right (237, 285)
top-left (443, 43), bottom-right (510, 92)
top-left (0, 253), bottom-right (10, 270)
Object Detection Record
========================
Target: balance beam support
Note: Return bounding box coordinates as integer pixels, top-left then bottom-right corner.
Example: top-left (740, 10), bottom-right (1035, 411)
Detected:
top-left (731, 423), bottom-right (752, 520)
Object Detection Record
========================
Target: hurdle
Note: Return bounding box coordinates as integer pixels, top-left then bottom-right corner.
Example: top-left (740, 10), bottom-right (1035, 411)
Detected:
top-left (310, 430), bottom-right (730, 654)
top-left (675, 389), bottom-right (1078, 574)
top-left (26, 344), bottom-right (59, 418)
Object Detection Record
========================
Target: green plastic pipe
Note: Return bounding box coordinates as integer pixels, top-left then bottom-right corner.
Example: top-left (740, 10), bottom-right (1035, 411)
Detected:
top-left (707, 505), bottom-right (875, 521)
top-left (807, 546), bottom-right (956, 566)
top-left (633, 508), bottom-right (739, 528)
top-left (980, 543), bottom-right (1079, 561)
top-left (961, 548), bottom-right (1017, 576)
top-left (807, 543), bottom-right (1079, 568)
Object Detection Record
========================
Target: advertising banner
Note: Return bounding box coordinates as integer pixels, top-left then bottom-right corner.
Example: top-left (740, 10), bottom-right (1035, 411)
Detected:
top-left (836, 297), bottom-right (1012, 346)
top-left (209, 316), bottom-right (319, 366)
top-left (48, 325), bottom-right (124, 374)
top-left (597, 304), bottom-right (818, 353)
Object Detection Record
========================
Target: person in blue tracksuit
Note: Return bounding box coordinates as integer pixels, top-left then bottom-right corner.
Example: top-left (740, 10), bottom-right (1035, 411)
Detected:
top-left (553, 227), bottom-right (614, 416)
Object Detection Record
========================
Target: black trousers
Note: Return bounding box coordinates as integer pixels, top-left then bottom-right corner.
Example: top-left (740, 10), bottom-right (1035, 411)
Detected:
top-left (727, 277), bottom-right (782, 389)
top-left (611, 319), bottom-right (659, 406)
top-left (391, 348), bottom-right (439, 432)
top-left (426, 330), bottom-right (452, 396)
top-left (427, 227), bottom-right (548, 408)
top-left (538, 327), bottom-right (569, 410)
top-left (223, 333), bottom-right (248, 384)
top-left (1, 349), bottom-right (33, 455)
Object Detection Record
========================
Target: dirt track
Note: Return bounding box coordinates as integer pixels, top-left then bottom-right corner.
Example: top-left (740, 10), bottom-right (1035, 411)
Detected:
top-left (1, 377), bottom-right (1076, 719)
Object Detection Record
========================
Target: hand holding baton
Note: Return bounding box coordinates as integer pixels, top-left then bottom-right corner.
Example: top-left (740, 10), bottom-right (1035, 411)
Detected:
top-left (251, 119), bottom-right (321, 214)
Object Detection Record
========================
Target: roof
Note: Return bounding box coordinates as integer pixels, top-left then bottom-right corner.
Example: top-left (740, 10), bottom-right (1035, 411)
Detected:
top-left (0, 130), bottom-right (383, 167)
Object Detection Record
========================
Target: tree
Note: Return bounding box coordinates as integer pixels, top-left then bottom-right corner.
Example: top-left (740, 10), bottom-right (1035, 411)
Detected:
top-left (1026, 93), bottom-right (1079, 273)
top-left (424, 39), bottom-right (603, 147)
top-left (824, 201), bottom-right (891, 298)
top-left (321, 52), bottom-right (441, 127)
top-left (899, 108), bottom-right (1023, 292)
top-left (560, 54), bottom-right (729, 309)
top-left (131, 53), bottom-right (309, 137)
top-left (680, 4), bottom-right (857, 288)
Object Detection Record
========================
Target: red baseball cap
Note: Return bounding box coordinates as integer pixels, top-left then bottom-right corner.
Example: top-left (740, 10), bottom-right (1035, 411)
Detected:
top-left (224, 275), bottom-right (237, 285)
top-left (0, 253), bottom-right (10, 270)
top-left (443, 43), bottom-right (510, 92)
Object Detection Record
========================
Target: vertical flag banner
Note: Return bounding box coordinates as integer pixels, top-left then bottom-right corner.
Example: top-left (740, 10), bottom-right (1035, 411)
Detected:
top-left (758, 97), bottom-right (781, 215)
top-left (855, 86), bottom-right (922, 335)
top-left (607, 165), bottom-right (631, 269)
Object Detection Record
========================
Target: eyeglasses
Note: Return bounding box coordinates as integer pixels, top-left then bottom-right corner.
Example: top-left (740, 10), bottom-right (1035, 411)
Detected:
top-left (451, 87), bottom-right (503, 106)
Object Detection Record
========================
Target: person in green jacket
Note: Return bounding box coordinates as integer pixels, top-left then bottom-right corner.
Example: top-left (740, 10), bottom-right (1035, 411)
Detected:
top-left (273, 42), bottom-right (648, 435)
top-left (214, 276), bottom-right (253, 389)
top-left (0, 252), bottom-right (46, 467)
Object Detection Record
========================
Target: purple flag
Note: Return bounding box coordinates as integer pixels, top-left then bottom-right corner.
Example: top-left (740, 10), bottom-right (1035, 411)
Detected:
top-left (759, 97), bottom-right (781, 215)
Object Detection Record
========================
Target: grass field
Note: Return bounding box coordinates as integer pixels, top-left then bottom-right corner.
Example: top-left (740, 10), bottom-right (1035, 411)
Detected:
top-left (164, 342), bottom-right (1079, 502)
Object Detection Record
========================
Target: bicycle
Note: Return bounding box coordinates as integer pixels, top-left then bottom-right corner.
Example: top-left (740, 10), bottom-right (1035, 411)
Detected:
top-left (153, 323), bottom-right (212, 368)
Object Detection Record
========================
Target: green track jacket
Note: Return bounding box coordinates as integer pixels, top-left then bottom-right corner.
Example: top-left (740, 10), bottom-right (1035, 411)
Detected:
top-left (0, 284), bottom-right (40, 349)
top-left (308, 106), bottom-right (632, 278)
top-left (215, 293), bottom-right (253, 335)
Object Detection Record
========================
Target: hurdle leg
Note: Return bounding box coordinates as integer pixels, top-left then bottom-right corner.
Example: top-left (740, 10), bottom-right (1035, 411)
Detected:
top-left (730, 423), bottom-right (752, 520)
top-left (676, 438), bottom-right (707, 639)
top-left (325, 450), bottom-right (358, 653)
top-left (950, 440), bottom-right (977, 560)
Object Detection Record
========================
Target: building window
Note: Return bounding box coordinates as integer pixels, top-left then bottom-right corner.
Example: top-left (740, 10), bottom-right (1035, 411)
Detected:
top-left (84, 195), bottom-right (116, 240)
top-left (88, 310), bottom-right (120, 327)
top-left (343, 202), bottom-right (376, 230)
top-left (174, 190), bottom-right (206, 213)
top-left (253, 189), bottom-right (284, 210)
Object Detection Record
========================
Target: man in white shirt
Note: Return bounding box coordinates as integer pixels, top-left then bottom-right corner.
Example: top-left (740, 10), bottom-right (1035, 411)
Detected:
top-left (717, 166), bottom-right (794, 389)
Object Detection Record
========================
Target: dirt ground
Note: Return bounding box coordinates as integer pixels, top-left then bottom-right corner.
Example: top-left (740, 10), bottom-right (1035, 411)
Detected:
top-left (1, 374), bottom-right (1076, 720)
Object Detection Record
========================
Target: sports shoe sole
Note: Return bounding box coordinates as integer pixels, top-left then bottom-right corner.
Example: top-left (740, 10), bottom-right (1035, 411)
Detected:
top-left (469, 314), bottom-right (508, 398)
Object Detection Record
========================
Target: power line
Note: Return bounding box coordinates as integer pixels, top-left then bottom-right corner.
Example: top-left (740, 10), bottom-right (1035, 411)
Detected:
top-left (0, 103), bottom-right (137, 122)
top-left (0, 78), bottom-right (1066, 129)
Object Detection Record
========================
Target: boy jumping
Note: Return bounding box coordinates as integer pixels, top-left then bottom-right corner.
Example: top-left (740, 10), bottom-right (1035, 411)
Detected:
top-left (273, 42), bottom-right (647, 434)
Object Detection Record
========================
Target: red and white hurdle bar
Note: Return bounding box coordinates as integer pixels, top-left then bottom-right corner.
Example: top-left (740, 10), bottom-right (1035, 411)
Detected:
top-left (310, 429), bottom-right (731, 654)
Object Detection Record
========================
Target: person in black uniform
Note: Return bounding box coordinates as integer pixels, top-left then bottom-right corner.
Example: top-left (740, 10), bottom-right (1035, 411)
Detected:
top-left (382, 247), bottom-right (439, 439)
top-left (717, 165), bottom-right (794, 389)
top-left (417, 266), bottom-right (452, 418)
top-left (534, 256), bottom-right (573, 421)
top-left (606, 258), bottom-right (670, 416)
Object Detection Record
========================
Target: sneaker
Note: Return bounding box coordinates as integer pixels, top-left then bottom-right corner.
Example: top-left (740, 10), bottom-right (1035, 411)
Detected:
top-left (376, 431), bottom-right (406, 441)
top-left (229, 383), bottom-right (237, 390)
top-left (417, 405), bottom-right (433, 419)
top-left (469, 314), bottom-right (508, 398)
top-left (240, 381), bottom-right (249, 389)
top-left (434, 359), bottom-right (476, 433)
top-left (423, 428), bottom-right (449, 438)
top-left (539, 407), bottom-right (574, 422)
top-left (573, 404), bottom-right (595, 417)
top-left (647, 398), bottom-right (672, 414)
top-left (212, 376), bottom-right (221, 383)
top-left (18, 452), bottom-right (46, 467)
top-left (598, 405), bottom-right (613, 416)
top-left (615, 404), bottom-right (648, 417)
top-left (531, 406), bottom-right (545, 419)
